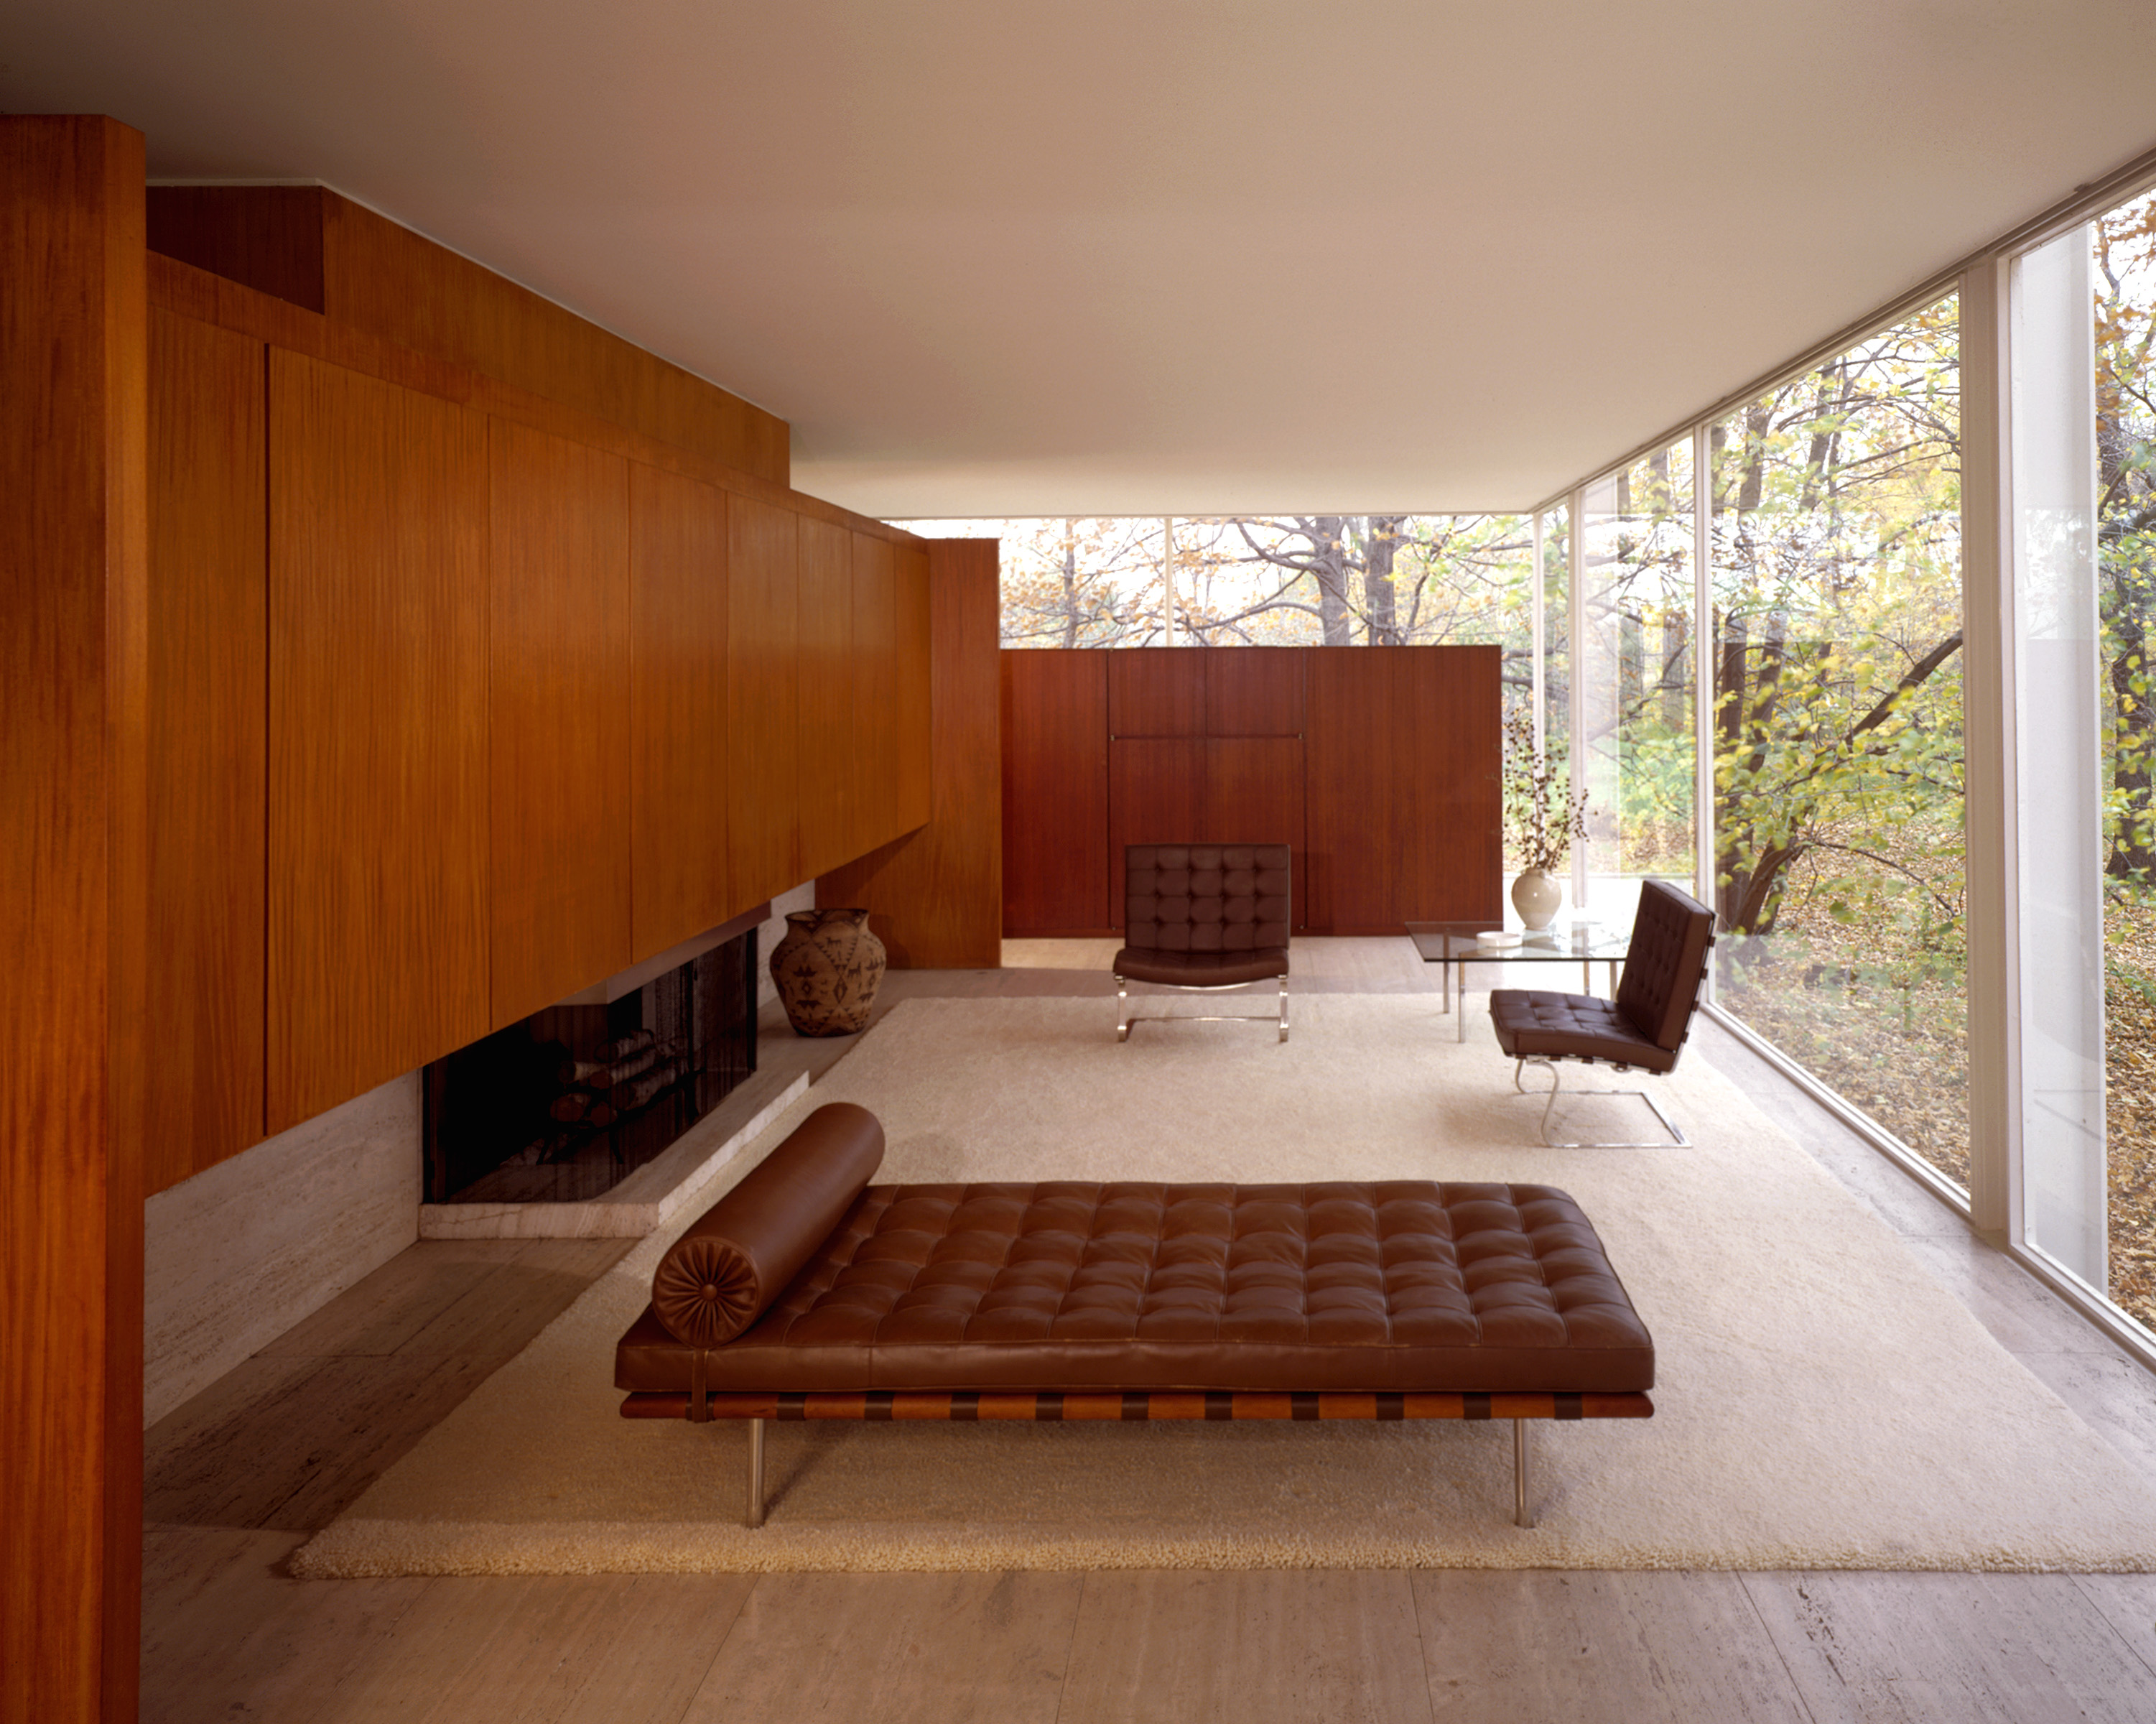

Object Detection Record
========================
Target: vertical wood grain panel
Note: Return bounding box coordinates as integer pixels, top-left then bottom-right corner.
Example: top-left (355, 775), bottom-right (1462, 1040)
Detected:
top-left (1206, 648), bottom-right (1306, 736)
top-left (1395, 644), bottom-right (1504, 921)
top-left (1000, 651), bottom-right (1110, 935)
top-left (1306, 648), bottom-right (1396, 932)
top-left (145, 307), bottom-right (266, 1191)
top-left (487, 418), bottom-right (632, 1024)
top-left (267, 348), bottom-right (491, 1132)
top-left (819, 539), bottom-right (1002, 966)
top-left (1205, 737), bottom-right (1309, 930)
top-left (727, 494), bottom-right (801, 905)
top-left (629, 464), bottom-right (730, 959)
top-left (1108, 648), bottom-right (1204, 736)
top-left (1107, 739), bottom-right (1206, 927)
top-left (893, 541), bottom-right (933, 833)
top-left (795, 515), bottom-right (856, 880)
top-left (0, 113), bottom-right (147, 1724)
top-left (850, 532), bottom-right (901, 851)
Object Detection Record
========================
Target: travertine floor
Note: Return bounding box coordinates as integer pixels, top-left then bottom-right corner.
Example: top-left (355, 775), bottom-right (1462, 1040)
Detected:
top-left (141, 940), bottom-right (2156, 1723)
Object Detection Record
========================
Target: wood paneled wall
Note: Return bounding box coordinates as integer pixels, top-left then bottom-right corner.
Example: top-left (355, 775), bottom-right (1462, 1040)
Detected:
top-left (726, 493), bottom-right (802, 905)
top-left (1306, 645), bottom-right (1504, 930)
top-left (819, 539), bottom-right (1003, 968)
top-left (1, 113), bottom-right (148, 1724)
top-left (147, 185), bottom-right (789, 485)
top-left (487, 420), bottom-right (633, 1026)
top-left (628, 465), bottom-right (730, 959)
top-left (1003, 645), bottom-right (1502, 937)
top-left (1002, 652), bottom-right (1110, 934)
top-left (146, 307), bottom-right (266, 1187)
top-left (266, 349), bottom-right (493, 1134)
top-left (140, 251), bottom-right (939, 1182)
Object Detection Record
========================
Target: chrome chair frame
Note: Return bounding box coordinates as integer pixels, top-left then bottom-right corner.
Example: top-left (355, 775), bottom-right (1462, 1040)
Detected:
top-left (1514, 1057), bottom-right (1688, 1149)
top-left (1116, 972), bottom-right (1289, 1043)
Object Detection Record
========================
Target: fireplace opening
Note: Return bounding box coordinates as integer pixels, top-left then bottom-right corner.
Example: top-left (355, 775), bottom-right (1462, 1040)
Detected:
top-left (423, 926), bottom-right (758, 1205)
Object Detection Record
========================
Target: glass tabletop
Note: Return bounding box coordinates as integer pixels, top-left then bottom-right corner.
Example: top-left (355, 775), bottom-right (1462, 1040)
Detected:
top-left (1403, 919), bottom-right (1632, 965)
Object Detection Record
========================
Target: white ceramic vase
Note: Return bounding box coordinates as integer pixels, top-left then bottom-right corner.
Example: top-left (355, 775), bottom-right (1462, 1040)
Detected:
top-left (1510, 867), bottom-right (1561, 932)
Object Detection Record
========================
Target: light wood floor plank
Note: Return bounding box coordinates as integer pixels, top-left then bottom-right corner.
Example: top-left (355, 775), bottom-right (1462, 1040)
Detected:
top-left (1056, 1570), bottom-right (1433, 1724)
top-left (1742, 1570), bottom-right (2156, 1723)
top-left (1411, 1570), bottom-right (1807, 1724)
top-left (682, 1571), bottom-right (1079, 1724)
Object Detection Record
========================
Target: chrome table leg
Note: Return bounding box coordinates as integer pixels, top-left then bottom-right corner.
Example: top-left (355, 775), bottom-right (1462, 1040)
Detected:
top-left (745, 1417), bottom-right (766, 1528)
top-left (1514, 1419), bottom-right (1535, 1529)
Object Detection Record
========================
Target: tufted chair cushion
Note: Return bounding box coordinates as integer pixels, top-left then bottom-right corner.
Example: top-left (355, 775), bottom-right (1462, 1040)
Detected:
top-left (618, 1177), bottom-right (1653, 1395)
top-left (1117, 843), bottom-right (1291, 982)
top-left (1613, 880), bottom-right (1717, 1052)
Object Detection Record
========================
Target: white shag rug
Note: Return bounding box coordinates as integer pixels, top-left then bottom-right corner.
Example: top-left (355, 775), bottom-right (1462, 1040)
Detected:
top-left (295, 995), bottom-right (2156, 1575)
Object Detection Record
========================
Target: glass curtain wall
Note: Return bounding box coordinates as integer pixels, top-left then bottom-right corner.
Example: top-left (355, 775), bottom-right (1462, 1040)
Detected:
top-left (1704, 298), bottom-right (1971, 1188)
top-left (2012, 190), bottom-right (2156, 1330)
top-left (1577, 445), bottom-right (1696, 926)
top-left (2094, 193), bottom-right (2156, 1327)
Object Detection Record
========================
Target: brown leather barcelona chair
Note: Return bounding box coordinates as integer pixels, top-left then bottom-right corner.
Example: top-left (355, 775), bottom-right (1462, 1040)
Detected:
top-left (1114, 843), bottom-right (1291, 1042)
top-left (1488, 879), bottom-right (1716, 1146)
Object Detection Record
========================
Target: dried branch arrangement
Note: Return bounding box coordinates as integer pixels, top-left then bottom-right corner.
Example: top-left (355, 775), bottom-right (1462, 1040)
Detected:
top-left (1503, 708), bottom-right (1588, 873)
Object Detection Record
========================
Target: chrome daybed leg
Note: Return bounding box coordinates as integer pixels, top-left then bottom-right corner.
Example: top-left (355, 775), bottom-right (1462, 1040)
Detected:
top-left (745, 1417), bottom-right (766, 1529)
top-left (1514, 1419), bottom-right (1535, 1529)
top-left (1278, 974), bottom-right (1289, 1043)
top-left (1116, 973), bottom-right (1130, 1043)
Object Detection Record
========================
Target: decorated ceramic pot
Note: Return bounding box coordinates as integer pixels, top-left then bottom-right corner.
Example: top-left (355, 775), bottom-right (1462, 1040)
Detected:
top-left (768, 907), bottom-right (887, 1037)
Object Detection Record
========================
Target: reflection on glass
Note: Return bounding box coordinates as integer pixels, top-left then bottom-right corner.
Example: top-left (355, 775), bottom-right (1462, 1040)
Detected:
top-left (1707, 297), bottom-right (1969, 1190)
top-left (1579, 445), bottom-right (1696, 928)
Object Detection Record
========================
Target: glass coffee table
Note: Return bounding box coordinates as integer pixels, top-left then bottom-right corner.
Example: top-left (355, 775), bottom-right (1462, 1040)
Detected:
top-left (1405, 920), bottom-right (1634, 1042)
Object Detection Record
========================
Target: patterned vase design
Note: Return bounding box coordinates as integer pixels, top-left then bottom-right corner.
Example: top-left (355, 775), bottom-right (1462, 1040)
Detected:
top-left (1510, 867), bottom-right (1562, 932)
top-left (768, 908), bottom-right (886, 1037)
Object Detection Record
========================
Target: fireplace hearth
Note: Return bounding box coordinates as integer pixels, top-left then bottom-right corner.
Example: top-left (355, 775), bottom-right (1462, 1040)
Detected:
top-left (423, 927), bottom-right (758, 1205)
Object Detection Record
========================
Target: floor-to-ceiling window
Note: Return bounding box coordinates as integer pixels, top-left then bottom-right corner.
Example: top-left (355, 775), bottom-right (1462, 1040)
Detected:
top-left (1577, 445), bottom-right (1696, 926)
top-left (2095, 191), bottom-right (2156, 1330)
top-left (1705, 299), bottom-right (1970, 1187)
top-left (2014, 188), bottom-right (2156, 1333)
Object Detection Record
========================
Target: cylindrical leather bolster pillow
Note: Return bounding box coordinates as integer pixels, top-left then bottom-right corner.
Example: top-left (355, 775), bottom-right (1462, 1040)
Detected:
top-left (649, 1102), bottom-right (885, 1347)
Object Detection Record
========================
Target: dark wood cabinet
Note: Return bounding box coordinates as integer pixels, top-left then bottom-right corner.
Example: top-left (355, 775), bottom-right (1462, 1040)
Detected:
top-left (1003, 645), bottom-right (1499, 936)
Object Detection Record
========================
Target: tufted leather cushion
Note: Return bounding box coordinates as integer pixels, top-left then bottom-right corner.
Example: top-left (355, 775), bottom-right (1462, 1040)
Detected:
top-left (1488, 989), bottom-right (1678, 1072)
top-left (1122, 843), bottom-right (1291, 953)
top-left (1117, 947), bottom-right (1289, 986)
top-left (618, 1178), bottom-right (1653, 1396)
top-left (1614, 880), bottom-right (1716, 1050)
top-left (649, 1103), bottom-right (885, 1346)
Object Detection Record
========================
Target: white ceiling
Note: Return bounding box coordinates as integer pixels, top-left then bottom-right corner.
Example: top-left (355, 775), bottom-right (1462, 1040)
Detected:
top-left (6, 1), bottom-right (2155, 516)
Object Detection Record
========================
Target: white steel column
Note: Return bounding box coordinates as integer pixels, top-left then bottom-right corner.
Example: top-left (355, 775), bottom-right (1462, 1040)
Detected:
top-left (1961, 258), bottom-right (2018, 1240)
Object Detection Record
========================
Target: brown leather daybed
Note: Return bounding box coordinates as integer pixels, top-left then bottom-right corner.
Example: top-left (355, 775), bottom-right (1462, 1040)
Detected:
top-left (616, 1103), bottom-right (1654, 1529)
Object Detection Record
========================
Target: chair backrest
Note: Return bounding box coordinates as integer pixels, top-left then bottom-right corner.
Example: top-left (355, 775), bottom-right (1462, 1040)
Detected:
top-left (1124, 844), bottom-right (1291, 953)
top-left (1614, 879), bottom-right (1717, 1054)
